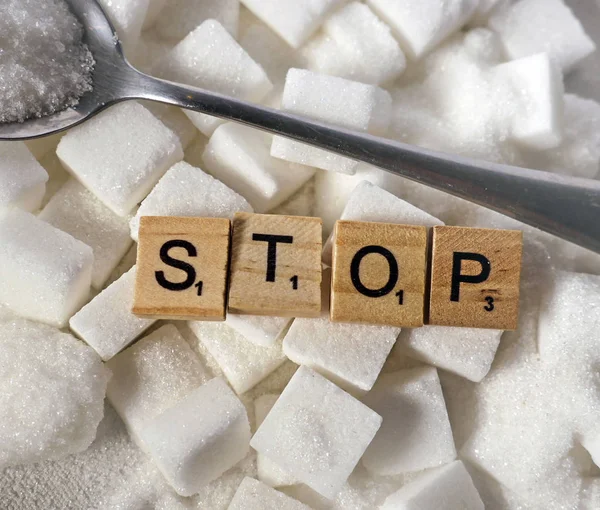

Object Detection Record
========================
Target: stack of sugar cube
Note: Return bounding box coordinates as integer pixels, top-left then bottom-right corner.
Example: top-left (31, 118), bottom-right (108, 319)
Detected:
top-left (3, 0), bottom-right (600, 509)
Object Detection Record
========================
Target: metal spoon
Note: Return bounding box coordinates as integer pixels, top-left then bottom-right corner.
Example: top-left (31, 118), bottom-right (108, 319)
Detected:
top-left (2, 0), bottom-right (600, 253)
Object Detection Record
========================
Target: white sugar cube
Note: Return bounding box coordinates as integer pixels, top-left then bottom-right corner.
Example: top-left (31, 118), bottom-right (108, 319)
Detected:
top-left (322, 181), bottom-right (443, 265)
top-left (39, 180), bottom-right (133, 289)
top-left (137, 377), bottom-right (250, 496)
top-left (0, 142), bottom-right (48, 212)
top-left (225, 314), bottom-right (292, 348)
top-left (143, 102), bottom-right (198, 150)
top-left (57, 102), bottom-right (183, 216)
top-left (489, 0), bottom-right (596, 72)
top-left (525, 94), bottom-right (600, 179)
top-left (0, 210), bottom-right (93, 327)
top-left (303, 2), bottom-right (406, 85)
top-left (381, 461), bottom-right (484, 510)
top-left (240, 0), bottom-right (345, 49)
top-left (188, 321), bottom-right (287, 394)
top-left (398, 326), bottom-right (503, 383)
top-left (0, 319), bottom-right (109, 468)
top-left (284, 317), bottom-right (399, 393)
top-left (254, 394), bottom-right (298, 487)
top-left (250, 366), bottom-right (382, 499)
top-left (156, 20), bottom-right (272, 136)
top-left (97, 0), bottom-right (149, 51)
top-left (202, 123), bottom-right (315, 213)
top-left (229, 477), bottom-right (310, 509)
top-left (70, 267), bottom-right (156, 360)
top-left (106, 324), bottom-right (207, 432)
top-left (129, 161), bottom-right (252, 241)
top-left (271, 69), bottom-right (392, 174)
top-left (366, 0), bottom-right (478, 59)
top-left (362, 367), bottom-right (457, 476)
top-left (495, 53), bottom-right (564, 150)
top-left (155, 0), bottom-right (239, 41)
top-left (240, 21), bottom-right (303, 84)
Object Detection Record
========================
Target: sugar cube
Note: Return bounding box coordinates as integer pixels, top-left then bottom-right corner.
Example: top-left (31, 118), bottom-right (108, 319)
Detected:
top-left (489, 0), bottom-right (596, 72)
top-left (322, 181), bottom-right (443, 265)
top-left (0, 319), bottom-right (109, 468)
top-left (106, 324), bottom-right (207, 432)
top-left (69, 267), bottom-right (156, 361)
top-left (57, 102), bottom-right (183, 216)
top-left (366, 0), bottom-right (478, 59)
top-left (250, 366), bottom-right (382, 499)
top-left (0, 210), bottom-right (93, 327)
top-left (271, 69), bottom-right (392, 174)
top-left (362, 367), bottom-right (457, 476)
top-left (129, 161), bottom-right (252, 241)
top-left (154, 0), bottom-right (239, 41)
top-left (283, 314), bottom-right (399, 393)
top-left (137, 377), bottom-right (250, 496)
top-left (495, 53), bottom-right (564, 150)
top-left (240, 0), bottom-right (345, 49)
top-left (156, 20), bottom-right (272, 136)
top-left (39, 179), bottom-right (133, 289)
top-left (143, 101), bottom-right (198, 150)
top-left (225, 314), bottom-right (292, 348)
top-left (524, 94), bottom-right (600, 179)
top-left (228, 477), bottom-right (310, 509)
top-left (303, 2), bottom-right (406, 85)
top-left (398, 326), bottom-right (503, 383)
top-left (254, 394), bottom-right (298, 487)
top-left (188, 321), bottom-right (287, 394)
top-left (0, 142), bottom-right (48, 212)
top-left (97, 0), bottom-right (149, 51)
top-left (202, 123), bottom-right (315, 213)
top-left (380, 461), bottom-right (484, 510)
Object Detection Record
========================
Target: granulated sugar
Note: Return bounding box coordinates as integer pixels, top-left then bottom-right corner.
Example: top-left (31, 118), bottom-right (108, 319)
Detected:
top-left (0, 0), bottom-right (94, 123)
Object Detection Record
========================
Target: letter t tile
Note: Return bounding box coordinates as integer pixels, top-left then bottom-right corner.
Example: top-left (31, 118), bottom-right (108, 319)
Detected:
top-left (228, 212), bottom-right (323, 317)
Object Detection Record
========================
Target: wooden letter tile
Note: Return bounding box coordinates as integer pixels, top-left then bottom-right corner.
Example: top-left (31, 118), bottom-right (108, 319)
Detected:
top-left (429, 226), bottom-right (523, 330)
top-left (133, 216), bottom-right (231, 321)
top-left (228, 212), bottom-right (322, 317)
top-left (330, 220), bottom-right (428, 328)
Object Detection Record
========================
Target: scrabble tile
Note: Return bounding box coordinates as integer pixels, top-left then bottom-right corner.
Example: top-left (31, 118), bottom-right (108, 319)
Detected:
top-left (429, 226), bottom-right (523, 330)
top-left (330, 220), bottom-right (428, 328)
top-left (228, 213), bottom-right (322, 318)
top-left (133, 216), bottom-right (231, 321)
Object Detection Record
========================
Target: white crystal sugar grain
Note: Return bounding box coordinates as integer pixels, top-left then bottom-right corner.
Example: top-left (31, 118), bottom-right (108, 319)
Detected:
top-left (0, 0), bottom-right (94, 123)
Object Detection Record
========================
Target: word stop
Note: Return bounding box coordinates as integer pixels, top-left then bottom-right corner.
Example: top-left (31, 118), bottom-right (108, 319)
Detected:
top-left (132, 214), bottom-right (522, 330)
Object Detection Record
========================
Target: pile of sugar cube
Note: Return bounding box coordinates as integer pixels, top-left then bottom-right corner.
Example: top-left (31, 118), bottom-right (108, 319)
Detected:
top-left (1, 0), bottom-right (600, 509)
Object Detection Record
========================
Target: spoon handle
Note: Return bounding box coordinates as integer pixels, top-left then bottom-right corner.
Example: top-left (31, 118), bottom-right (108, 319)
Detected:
top-left (132, 70), bottom-right (600, 254)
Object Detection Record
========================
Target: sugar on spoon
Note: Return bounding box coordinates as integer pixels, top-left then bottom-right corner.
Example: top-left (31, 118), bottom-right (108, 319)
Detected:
top-left (1, 0), bottom-right (599, 253)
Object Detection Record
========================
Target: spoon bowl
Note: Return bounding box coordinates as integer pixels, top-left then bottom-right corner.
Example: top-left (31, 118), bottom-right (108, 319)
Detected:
top-left (1, 0), bottom-right (600, 253)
